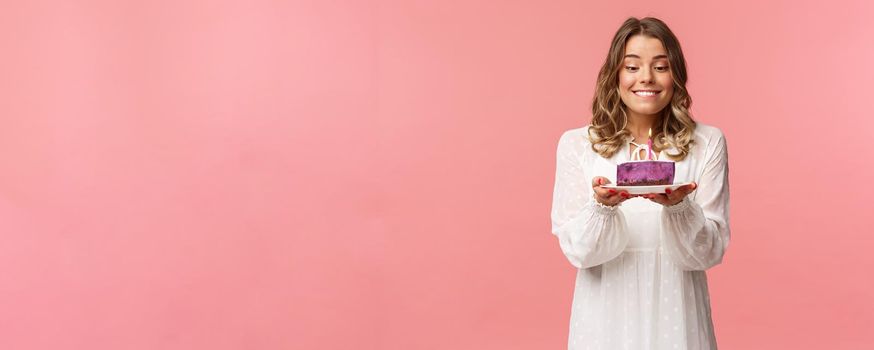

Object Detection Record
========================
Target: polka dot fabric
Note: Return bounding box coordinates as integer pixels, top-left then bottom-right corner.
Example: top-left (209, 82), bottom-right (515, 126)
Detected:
top-left (550, 124), bottom-right (730, 349)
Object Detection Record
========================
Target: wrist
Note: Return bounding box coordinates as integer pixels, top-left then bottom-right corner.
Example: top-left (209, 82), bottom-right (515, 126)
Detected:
top-left (591, 194), bottom-right (621, 214)
top-left (663, 196), bottom-right (691, 214)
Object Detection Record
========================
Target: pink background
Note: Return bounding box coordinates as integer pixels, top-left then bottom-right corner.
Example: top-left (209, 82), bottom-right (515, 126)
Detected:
top-left (2, 0), bottom-right (873, 349)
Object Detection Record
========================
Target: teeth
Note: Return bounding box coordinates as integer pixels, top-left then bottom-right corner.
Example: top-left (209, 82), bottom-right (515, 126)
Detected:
top-left (634, 91), bottom-right (658, 96)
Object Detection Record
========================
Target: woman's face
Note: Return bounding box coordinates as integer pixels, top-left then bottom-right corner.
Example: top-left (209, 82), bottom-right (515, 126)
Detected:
top-left (618, 35), bottom-right (674, 119)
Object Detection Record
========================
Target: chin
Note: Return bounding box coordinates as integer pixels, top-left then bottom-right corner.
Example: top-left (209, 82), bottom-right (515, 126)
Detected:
top-left (630, 107), bottom-right (667, 116)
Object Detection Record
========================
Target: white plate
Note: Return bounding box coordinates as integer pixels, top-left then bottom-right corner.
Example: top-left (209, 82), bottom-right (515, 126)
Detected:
top-left (601, 182), bottom-right (693, 195)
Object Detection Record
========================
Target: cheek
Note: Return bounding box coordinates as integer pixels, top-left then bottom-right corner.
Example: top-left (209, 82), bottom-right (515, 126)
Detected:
top-left (663, 84), bottom-right (674, 99)
top-left (659, 78), bottom-right (674, 96)
top-left (660, 76), bottom-right (674, 91)
top-left (618, 73), bottom-right (635, 89)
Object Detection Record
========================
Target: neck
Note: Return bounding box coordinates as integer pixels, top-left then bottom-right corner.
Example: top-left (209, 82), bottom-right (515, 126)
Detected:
top-left (625, 110), bottom-right (662, 142)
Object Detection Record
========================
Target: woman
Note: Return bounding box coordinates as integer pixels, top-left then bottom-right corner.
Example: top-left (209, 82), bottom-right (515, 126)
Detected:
top-left (550, 17), bottom-right (730, 349)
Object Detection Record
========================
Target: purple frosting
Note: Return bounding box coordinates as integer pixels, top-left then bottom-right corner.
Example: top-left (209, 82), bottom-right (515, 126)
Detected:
top-left (617, 161), bottom-right (675, 186)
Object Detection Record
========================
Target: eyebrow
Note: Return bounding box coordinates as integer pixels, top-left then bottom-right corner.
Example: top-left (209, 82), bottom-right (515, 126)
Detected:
top-left (624, 54), bottom-right (668, 60)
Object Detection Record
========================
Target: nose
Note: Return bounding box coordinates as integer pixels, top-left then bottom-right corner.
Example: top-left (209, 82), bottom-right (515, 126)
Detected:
top-left (639, 68), bottom-right (654, 84)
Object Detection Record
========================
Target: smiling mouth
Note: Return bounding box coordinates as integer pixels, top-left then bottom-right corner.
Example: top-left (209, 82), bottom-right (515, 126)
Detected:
top-left (633, 90), bottom-right (661, 97)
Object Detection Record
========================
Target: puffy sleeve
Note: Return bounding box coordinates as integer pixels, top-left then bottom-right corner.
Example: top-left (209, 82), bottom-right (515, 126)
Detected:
top-left (659, 130), bottom-right (731, 271)
top-left (550, 130), bottom-right (629, 269)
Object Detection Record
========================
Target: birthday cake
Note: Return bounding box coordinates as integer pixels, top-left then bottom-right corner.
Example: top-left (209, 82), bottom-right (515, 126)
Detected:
top-left (617, 160), bottom-right (675, 186)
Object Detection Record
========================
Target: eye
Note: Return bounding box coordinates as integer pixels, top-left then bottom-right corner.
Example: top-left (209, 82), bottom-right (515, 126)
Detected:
top-left (655, 66), bottom-right (670, 72)
top-left (624, 66), bottom-right (638, 71)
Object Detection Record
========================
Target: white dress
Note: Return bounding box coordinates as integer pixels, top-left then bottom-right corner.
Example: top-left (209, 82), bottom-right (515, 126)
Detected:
top-left (550, 123), bottom-right (730, 350)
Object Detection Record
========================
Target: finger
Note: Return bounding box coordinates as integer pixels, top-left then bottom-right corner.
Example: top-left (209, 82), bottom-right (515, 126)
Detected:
top-left (680, 182), bottom-right (697, 194)
top-left (664, 187), bottom-right (681, 201)
top-left (610, 191), bottom-right (626, 202)
top-left (591, 176), bottom-right (611, 188)
top-left (600, 190), bottom-right (627, 205)
top-left (664, 182), bottom-right (695, 201)
top-left (667, 190), bottom-right (685, 202)
top-left (646, 193), bottom-right (670, 205)
top-left (593, 186), bottom-right (617, 199)
top-left (673, 182), bottom-right (697, 200)
top-left (591, 176), bottom-right (619, 200)
top-left (664, 185), bottom-right (684, 196)
top-left (663, 187), bottom-right (674, 201)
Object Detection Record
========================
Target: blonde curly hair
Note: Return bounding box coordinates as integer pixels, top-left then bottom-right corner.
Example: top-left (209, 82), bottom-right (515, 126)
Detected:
top-left (587, 17), bottom-right (696, 161)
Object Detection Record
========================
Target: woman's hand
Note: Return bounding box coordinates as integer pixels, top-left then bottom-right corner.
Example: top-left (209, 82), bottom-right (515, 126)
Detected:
top-left (644, 182), bottom-right (698, 206)
top-left (592, 176), bottom-right (636, 207)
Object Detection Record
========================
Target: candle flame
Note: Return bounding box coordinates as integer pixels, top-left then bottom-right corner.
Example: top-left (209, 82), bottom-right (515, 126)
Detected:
top-left (648, 128), bottom-right (652, 137)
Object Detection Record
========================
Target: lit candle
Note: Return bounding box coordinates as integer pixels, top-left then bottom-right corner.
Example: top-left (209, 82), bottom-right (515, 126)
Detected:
top-left (647, 128), bottom-right (654, 160)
